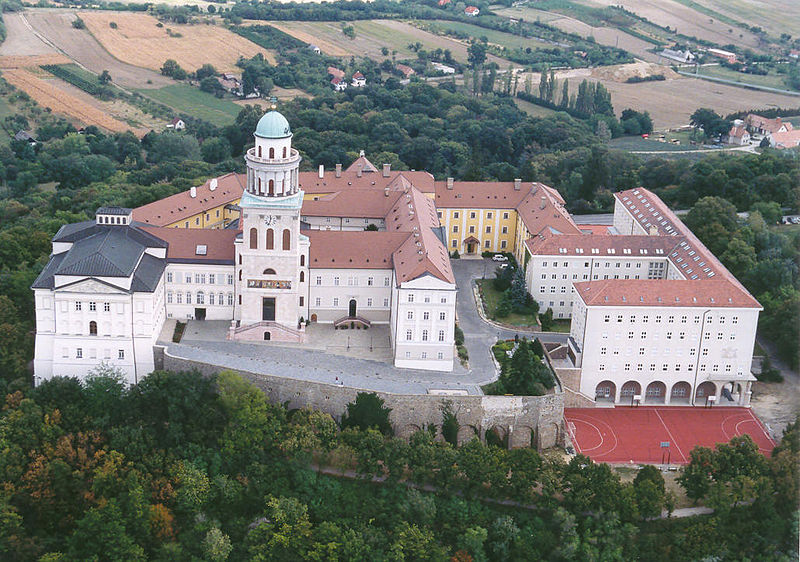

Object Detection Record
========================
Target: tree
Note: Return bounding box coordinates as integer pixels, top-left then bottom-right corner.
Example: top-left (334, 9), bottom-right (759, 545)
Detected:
top-left (341, 392), bottom-right (393, 435)
top-left (539, 308), bottom-right (554, 331)
top-left (633, 465), bottom-right (666, 518)
top-left (467, 42), bottom-right (487, 68)
top-left (690, 107), bottom-right (730, 139)
top-left (203, 527), bottom-right (232, 561)
top-left (684, 196), bottom-right (739, 256)
top-left (195, 63), bottom-right (217, 80)
top-left (441, 400), bottom-right (460, 446)
top-left (201, 137), bottom-right (231, 163)
top-left (509, 267), bottom-right (529, 312)
top-left (160, 59), bottom-right (186, 80)
top-left (98, 70), bottom-right (112, 85)
top-left (678, 446), bottom-right (716, 501)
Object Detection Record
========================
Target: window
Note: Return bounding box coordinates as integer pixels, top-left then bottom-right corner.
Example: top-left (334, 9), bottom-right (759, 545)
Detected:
top-left (300, 255), bottom-right (305, 266)
top-left (367, 276), bottom-right (374, 286)
top-left (452, 225), bottom-right (459, 233)
top-left (89, 321), bottom-right (97, 335)
top-left (266, 228), bottom-right (274, 250)
top-left (167, 291), bottom-right (173, 304)
top-left (197, 291), bottom-right (205, 305)
top-left (408, 294), bottom-right (414, 303)
top-left (367, 298), bottom-right (373, 307)
top-left (75, 302), bottom-right (82, 311)
top-left (333, 298), bottom-right (339, 307)
top-left (227, 293), bottom-right (233, 306)
top-left (422, 330), bottom-right (428, 341)
top-left (385, 277), bottom-right (391, 286)
top-left (167, 272), bottom-right (173, 283)
top-left (227, 274), bottom-right (234, 285)
top-left (209, 293), bottom-right (215, 305)
top-left (501, 241), bottom-right (507, 249)
top-left (452, 240), bottom-right (458, 247)
top-left (282, 229), bottom-right (291, 251)
top-left (186, 292), bottom-right (192, 304)
top-left (118, 350), bottom-right (125, 360)
top-left (218, 293), bottom-right (224, 306)
top-left (604, 315), bottom-right (610, 323)
top-left (453, 212), bottom-right (460, 219)
top-left (406, 330), bottom-right (412, 341)
top-left (503, 212), bottom-right (509, 219)
top-left (486, 212), bottom-right (493, 219)
top-left (469, 226), bottom-right (475, 233)
top-left (249, 227), bottom-right (258, 249)
top-left (316, 276), bottom-right (322, 285)
top-left (485, 226), bottom-right (491, 233)
top-left (209, 274), bottom-right (215, 284)
top-left (185, 274), bottom-right (192, 283)
top-left (438, 352), bottom-right (444, 360)
top-left (300, 272), bottom-right (305, 283)
top-left (439, 330), bottom-right (445, 342)
top-left (334, 276), bottom-right (340, 286)
top-left (423, 311), bottom-right (430, 320)
top-left (421, 352), bottom-right (427, 359)
top-left (439, 312), bottom-right (446, 321)
top-left (299, 297), bottom-right (304, 306)
top-left (407, 311), bottom-right (414, 320)
top-left (76, 348), bottom-right (82, 358)
top-left (103, 302), bottom-right (110, 312)
top-left (176, 292), bottom-right (183, 304)
top-left (383, 298), bottom-right (389, 307)
top-left (470, 212), bottom-right (476, 219)
top-left (315, 297), bottom-right (321, 306)
top-left (484, 240), bottom-right (490, 248)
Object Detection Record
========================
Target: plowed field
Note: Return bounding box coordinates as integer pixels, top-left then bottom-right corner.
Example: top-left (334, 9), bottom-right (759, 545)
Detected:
top-left (3, 68), bottom-right (131, 133)
top-left (82, 12), bottom-right (275, 73)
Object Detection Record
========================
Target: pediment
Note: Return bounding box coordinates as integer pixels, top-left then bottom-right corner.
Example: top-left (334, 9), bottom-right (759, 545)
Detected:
top-left (57, 278), bottom-right (128, 294)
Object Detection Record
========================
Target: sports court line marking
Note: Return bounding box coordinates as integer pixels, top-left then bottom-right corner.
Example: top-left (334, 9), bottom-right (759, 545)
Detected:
top-left (653, 409), bottom-right (687, 463)
top-left (567, 414), bottom-right (619, 458)
top-left (746, 408), bottom-right (776, 446)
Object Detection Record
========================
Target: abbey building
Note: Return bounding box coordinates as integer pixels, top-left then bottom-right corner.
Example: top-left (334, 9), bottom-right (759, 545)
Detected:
top-left (32, 110), bottom-right (760, 407)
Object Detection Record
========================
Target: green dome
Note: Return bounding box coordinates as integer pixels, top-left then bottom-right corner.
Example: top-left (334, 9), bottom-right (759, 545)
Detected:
top-left (254, 111), bottom-right (291, 139)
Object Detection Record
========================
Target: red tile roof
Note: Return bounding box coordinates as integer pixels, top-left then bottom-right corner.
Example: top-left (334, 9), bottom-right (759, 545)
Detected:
top-left (306, 230), bottom-right (407, 269)
top-left (298, 170), bottom-right (435, 194)
top-left (141, 226), bottom-right (237, 263)
top-left (132, 173), bottom-right (245, 227)
top-left (770, 129), bottom-right (800, 148)
top-left (516, 184), bottom-right (582, 236)
top-left (526, 231), bottom-right (680, 257)
top-left (434, 180), bottom-right (529, 209)
top-left (745, 114), bottom-right (793, 134)
top-left (302, 189), bottom-right (402, 218)
top-left (574, 279), bottom-right (761, 309)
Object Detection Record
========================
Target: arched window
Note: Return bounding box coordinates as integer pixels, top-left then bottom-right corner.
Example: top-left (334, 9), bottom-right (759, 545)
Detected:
top-left (196, 291), bottom-right (205, 305)
top-left (249, 227), bottom-right (258, 249)
top-left (258, 146), bottom-right (262, 158)
top-left (300, 255), bottom-right (305, 266)
top-left (283, 228), bottom-right (291, 251)
top-left (266, 228), bottom-right (274, 250)
top-left (299, 271), bottom-right (305, 282)
top-left (238, 270), bottom-right (242, 281)
top-left (257, 177), bottom-right (262, 194)
top-left (89, 321), bottom-right (97, 336)
top-left (268, 179), bottom-right (274, 196)
top-left (269, 147), bottom-right (275, 159)
top-left (282, 146), bottom-right (287, 158)
top-left (263, 268), bottom-right (276, 275)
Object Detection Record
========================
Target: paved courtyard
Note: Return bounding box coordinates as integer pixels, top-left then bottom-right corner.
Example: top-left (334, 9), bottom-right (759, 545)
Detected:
top-left (162, 258), bottom-right (570, 396)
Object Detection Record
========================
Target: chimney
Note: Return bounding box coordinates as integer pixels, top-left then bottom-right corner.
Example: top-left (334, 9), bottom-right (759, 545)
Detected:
top-left (514, 178), bottom-right (521, 191)
top-left (383, 163), bottom-right (390, 178)
top-left (335, 163), bottom-right (342, 178)
top-left (446, 177), bottom-right (454, 190)
top-left (209, 178), bottom-right (217, 191)
top-left (190, 186), bottom-right (197, 198)
top-left (357, 165), bottom-right (362, 178)
top-left (359, 149), bottom-right (365, 157)
top-left (539, 195), bottom-right (546, 210)
top-left (318, 164), bottom-right (324, 179)
top-left (649, 224), bottom-right (659, 235)
top-left (384, 186), bottom-right (390, 197)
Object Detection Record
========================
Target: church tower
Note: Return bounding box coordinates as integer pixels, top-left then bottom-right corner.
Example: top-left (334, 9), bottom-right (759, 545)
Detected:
top-left (231, 109), bottom-right (309, 342)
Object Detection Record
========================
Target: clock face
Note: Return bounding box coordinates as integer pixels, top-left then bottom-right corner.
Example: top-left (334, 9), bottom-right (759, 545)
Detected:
top-left (264, 215), bottom-right (276, 226)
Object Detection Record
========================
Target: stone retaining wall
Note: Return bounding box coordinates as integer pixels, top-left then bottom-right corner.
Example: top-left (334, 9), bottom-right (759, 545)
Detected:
top-left (158, 347), bottom-right (565, 450)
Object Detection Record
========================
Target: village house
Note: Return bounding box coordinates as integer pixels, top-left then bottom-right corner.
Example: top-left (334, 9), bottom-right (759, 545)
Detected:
top-left (396, 64), bottom-right (416, 79)
top-left (168, 118), bottom-right (186, 132)
top-left (331, 77), bottom-right (348, 92)
top-left (351, 71), bottom-right (366, 87)
top-left (308, 44), bottom-right (321, 55)
top-left (745, 114), bottom-right (793, 136)
top-left (431, 62), bottom-right (456, 74)
top-left (707, 48), bottom-right (737, 63)
top-left (464, 6), bottom-right (479, 16)
top-left (723, 125), bottom-right (750, 146)
top-left (767, 129), bottom-right (800, 149)
top-left (659, 48), bottom-right (695, 63)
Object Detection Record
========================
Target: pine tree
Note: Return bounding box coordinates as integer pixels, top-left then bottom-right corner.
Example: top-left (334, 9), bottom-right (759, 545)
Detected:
top-left (509, 267), bottom-right (528, 312)
top-left (548, 69), bottom-right (556, 102)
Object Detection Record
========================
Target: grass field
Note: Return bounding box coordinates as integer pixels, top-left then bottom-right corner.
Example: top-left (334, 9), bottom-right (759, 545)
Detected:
top-left (81, 12), bottom-right (275, 73)
top-left (693, 65), bottom-right (794, 91)
top-left (476, 279), bottom-right (540, 329)
top-left (608, 135), bottom-right (709, 152)
top-left (139, 84), bottom-right (241, 126)
top-left (514, 97), bottom-right (560, 118)
top-left (427, 20), bottom-right (549, 50)
top-left (676, 0), bottom-right (800, 41)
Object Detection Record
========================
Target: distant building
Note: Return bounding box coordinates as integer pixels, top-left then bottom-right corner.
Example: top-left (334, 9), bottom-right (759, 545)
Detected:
top-left (431, 62), bottom-right (456, 74)
top-left (327, 67), bottom-right (345, 80)
top-left (464, 6), bottom-right (479, 16)
top-left (437, 0), bottom-right (450, 5)
top-left (14, 130), bottom-right (36, 144)
top-left (707, 48), bottom-right (737, 63)
top-left (723, 125), bottom-right (750, 146)
top-left (767, 129), bottom-right (800, 149)
top-left (351, 71), bottom-right (366, 88)
top-left (331, 77), bottom-right (348, 92)
top-left (168, 118), bottom-right (186, 131)
top-left (396, 64), bottom-right (415, 79)
top-left (659, 48), bottom-right (695, 63)
top-left (745, 114), bottom-right (793, 136)
top-left (308, 44), bottom-right (321, 55)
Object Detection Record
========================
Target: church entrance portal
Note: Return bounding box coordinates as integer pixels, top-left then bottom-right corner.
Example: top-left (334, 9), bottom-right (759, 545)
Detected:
top-left (349, 299), bottom-right (357, 317)
top-left (262, 297), bottom-right (276, 321)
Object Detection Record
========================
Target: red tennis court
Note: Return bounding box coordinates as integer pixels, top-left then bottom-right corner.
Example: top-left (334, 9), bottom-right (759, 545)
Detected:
top-left (565, 407), bottom-right (775, 465)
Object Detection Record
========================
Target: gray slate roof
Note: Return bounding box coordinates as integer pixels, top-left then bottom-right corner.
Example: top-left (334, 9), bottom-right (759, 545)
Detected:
top-left (97, 206), bottom-right (133, 215)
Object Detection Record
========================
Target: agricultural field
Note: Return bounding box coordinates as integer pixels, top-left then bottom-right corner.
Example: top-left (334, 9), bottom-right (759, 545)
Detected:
top-left (494, 5), bottom-right (663, 62)
top-left (691, 65), bottom-right (797, 92)
top-left (0, 12), bottom-right (57, 56)
top-left (24, 9), bottom-right (172, 89)
top-left (80, 12), bottom-right (275, 74)
top-left (585, 0), bottom-right (766, 52)
top-left (2, 68), bottom-right (132, 133)
top-left (425, 20), bottom-right (550, 51)
top-left (268, 20), bottom-right (512, 66)
top-left (514, 97), bottom-right (560, 118)
top-left (137, 84), bottom-right (242, 127)
top-left (683, 0), bottom-right (800, 41)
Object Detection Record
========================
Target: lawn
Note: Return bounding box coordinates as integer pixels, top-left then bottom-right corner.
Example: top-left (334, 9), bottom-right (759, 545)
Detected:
top-left (514, 97), bottom-right (559, 118)
top-left (692, 65), bottom-right (794, 91)
top-left (138, 84), bottom-right (241, 126)
top-left (427, 20), bottom-right (549, 50)
top-left (608, 135), bottom-right (707, 152)
top-left (476, 279), bottom-right (540, 329)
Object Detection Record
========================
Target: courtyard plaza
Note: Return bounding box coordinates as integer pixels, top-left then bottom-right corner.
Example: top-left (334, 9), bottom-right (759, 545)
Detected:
top-left (162, 258), bottom-right (569, 396)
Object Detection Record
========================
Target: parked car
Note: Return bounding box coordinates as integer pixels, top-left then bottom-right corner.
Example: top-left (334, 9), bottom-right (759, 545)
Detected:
top-left (492, 254), bottom-right (508, 262)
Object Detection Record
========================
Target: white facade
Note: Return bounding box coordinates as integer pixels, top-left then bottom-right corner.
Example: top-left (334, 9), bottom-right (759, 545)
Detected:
top-left (164, 264), bottom-right (235, 321)
top-left (308, 268), bottom-right (394, 324)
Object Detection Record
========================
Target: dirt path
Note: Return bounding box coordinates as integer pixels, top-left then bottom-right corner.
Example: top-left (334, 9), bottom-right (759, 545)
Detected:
top-left (750, 337), bottom-right (800, 441)
top-left (24, 9), bottom-right (172, 89)
top-left (0, 12), bottom-right (57, 56)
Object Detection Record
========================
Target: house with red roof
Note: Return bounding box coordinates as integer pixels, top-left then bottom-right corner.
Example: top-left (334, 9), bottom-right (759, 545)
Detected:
top-left (464, 5), bottom-right (479, 16)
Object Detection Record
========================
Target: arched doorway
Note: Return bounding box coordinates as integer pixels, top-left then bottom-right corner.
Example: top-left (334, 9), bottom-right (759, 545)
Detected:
top-left (645, 381), bottom-right (666, 404)
top-left (595, 380), bottom-right (616, 403)
top-left (620, 381), bottom-right (641, 403)
top-left (670, 381), bottom-right (691, 404)
top-left (349, 299), bottom-right (357, 317)
top-left (263, 331), bottom-right (271, 340)
top-left (695, 381), bottom-right (716, 403)
top-left (310, 314), bottom-right (317, 322)
top-left (89, 321), bottom-right (97, 336)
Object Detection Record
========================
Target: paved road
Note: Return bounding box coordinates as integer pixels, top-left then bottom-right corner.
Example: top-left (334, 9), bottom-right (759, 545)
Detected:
top-left (168, 258), bottom-right (568, 396)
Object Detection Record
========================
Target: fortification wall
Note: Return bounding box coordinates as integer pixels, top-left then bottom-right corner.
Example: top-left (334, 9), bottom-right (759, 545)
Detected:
top-left (159, 347), bottom-right (564, 450)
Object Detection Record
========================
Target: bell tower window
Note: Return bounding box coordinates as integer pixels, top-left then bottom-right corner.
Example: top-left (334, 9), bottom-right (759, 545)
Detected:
top-left (258, 146), bottom-right (262, 158)
top-left (268, 179), bottom-right (274, 196)
top-left (283, 229), bottom-right (291, 251)
top-left (269, 147), bottom-right (275, 159)
top-left (249, 228), bottom-right (258, 249)
top-left (282, 147), bottom-right (287, 158)
top-left (266, 228), bottom-right (274, 250)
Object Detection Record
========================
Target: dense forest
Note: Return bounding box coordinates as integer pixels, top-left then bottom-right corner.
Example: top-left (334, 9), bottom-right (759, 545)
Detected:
top-left (0, 369), bottom-right (796, 560)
